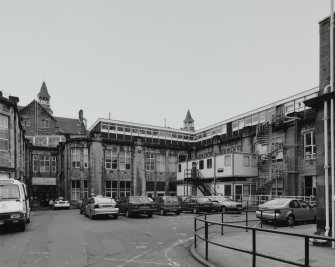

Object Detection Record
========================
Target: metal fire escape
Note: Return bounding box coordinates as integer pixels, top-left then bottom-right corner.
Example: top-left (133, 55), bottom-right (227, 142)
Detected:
top-left (184, 169), bottom-right (216, 196)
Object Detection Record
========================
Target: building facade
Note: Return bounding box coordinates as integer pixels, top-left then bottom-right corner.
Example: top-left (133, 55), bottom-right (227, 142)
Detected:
top-left (0, 92), bottom-right (26, 181)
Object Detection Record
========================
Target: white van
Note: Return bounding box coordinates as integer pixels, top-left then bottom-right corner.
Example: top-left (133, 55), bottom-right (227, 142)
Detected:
top-left (0, 178), bottom-right (30, 231)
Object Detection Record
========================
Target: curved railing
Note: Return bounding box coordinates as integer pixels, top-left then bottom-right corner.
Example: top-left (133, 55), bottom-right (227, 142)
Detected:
top-left (194, 211), bottom-right (335, 267)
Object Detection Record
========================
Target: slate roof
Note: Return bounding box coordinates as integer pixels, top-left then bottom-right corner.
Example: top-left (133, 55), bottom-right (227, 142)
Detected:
top-left (38, 82), bottom-right (50, 98)
top-left (54, 116), bottom-right (86, 135)
top-left (183, 109), bottom-right (194, 123)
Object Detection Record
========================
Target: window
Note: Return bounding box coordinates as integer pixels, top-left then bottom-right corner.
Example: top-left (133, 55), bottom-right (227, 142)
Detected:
top-left (224, 184), bottom-right (232, 196)
top-left (224, 155), bottom-right (231, 167)
top-left (156, 154), bottom-right (165, 172)
top-left (71, 180), bottom-right (81, 200)
top-left (33, 155), bottom-right (38, 172)
top-left (0, 114), bottom-right (9, 151)
top-left (119, 151), bottom-right (131, 170)
top-left (105, 181), bottom-right (118, 198)
top-left (199, 160), bottom-right (204, 170)
top-left (119, 181), bottom-right (131, 198)
top-left (243, 156), bottom-right (250, 167)
top-left (71, 148), bottom-right (81, 168)
top-left (145, 153), bottom-right (155, 171)
top-left (207, 159), bottom-right (212, 169)
top-left (83, 148), bottom-right (88, 168)
top-left (39, 155), bottom-right (50, 173)
top-left (52, 156), bottom-right (57, 173)
top-left (243, 185), bottom-right (250, 195)
top-left (82, 181), bottom-right (89, 199)
top-left (22, 117), bottom-right (31, 127)
top-left (169, 156), bottom-right (177, 172)
top-left (178, 164), bottom-right (181, 173)
top-left (105, 150), bottom-right (118, 169)
top-left (304, 131), bottom-right (316, 160)
top-left (251, 156), bottom-right (257, 167)
top-left (40, 119), bottom-right (49, 129)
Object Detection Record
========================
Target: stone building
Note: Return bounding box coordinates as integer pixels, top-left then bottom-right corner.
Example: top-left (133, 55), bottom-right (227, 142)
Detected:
top-left (0, 92), bottom-right (26, 181)
top-left (19, 82), bottom-right (86, 206)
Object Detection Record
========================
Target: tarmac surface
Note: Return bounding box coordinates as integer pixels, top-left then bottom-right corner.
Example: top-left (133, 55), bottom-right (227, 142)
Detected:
top-left (191, 222), bottom-right (335, 267)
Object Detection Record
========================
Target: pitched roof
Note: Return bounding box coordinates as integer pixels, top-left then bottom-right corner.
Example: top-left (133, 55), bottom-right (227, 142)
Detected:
top-left (54, 116), bottom-right (86, 135)
top-left (19, 100), bottom-right (56, 121)
top-left (183, 109), bottom-right (194, 123)
top-left (38, 82), bottom-right (50, 98)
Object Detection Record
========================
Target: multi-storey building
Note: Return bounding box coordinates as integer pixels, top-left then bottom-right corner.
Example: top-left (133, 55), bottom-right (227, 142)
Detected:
top-left (19, 82), bottom-right (86, 206)
top-left (0, 92), bottom-right (26, 181)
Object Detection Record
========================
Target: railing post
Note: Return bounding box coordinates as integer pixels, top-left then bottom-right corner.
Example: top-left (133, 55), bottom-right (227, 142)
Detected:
top-left (252, 228), bottom-right (256, 267)
top-left (305, 237), bottom-right (309, 267)
top-left (274, 211), bottom-right (277, 229)
top-left (205, 221), bottom-right (209, 260)
top-left (194, 217), bottom-right (197, 248)
top-left (246, 209), bottom-right (248, 232)
top-left (221, 212), bottom-right (224, 235)
top-left (261, 210), bottom-right (263, 228)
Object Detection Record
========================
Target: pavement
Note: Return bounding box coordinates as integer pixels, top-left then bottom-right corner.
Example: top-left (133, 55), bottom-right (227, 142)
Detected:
top-left (190, 223), bottom-right (335, 267)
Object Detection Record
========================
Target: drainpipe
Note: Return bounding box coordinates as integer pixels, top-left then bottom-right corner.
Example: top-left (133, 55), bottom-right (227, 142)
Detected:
top-left (324, 85), bottom-right (330, 238)
top-left (330, 0), bottom-right (335, 247)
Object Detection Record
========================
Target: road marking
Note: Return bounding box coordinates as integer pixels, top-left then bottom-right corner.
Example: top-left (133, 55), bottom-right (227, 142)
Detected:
top-left (135, 245), bottom-right (147, 249)
top-left (29, 251), bottom-right (49, 255)
top-left (104, 258), bottom-right (172, 266)
top-left (116, 250), bottom-right (151, 267)
top-left (163, 236), bottom-right (194, 267)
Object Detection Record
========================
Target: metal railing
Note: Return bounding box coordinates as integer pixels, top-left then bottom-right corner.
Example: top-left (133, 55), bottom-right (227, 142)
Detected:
top-left (194, 211), bottom-right (335, 267)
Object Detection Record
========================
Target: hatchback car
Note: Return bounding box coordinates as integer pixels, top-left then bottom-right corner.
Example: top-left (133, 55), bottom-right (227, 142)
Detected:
top-left (116, 196), bottom-right (156, 218)
top-left (85, 196), bottom-right (119, 220)
top-left (255, 198), bottom-right (316, 225)
top-left (180, 197), bottom-right (216, 214)
top-left (154, 196), bottom-right (181, 216)
top-left (206, 196), bottom-right (244, 213)
top-left (53, 197), bottom-right (70, 210)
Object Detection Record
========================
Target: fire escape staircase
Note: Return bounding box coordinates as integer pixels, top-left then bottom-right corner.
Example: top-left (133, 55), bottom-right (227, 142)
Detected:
top-left (184, 169), bottom-right (216, 196)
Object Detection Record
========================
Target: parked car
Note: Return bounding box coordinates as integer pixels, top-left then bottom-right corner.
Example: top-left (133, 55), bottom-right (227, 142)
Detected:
top-left (85, 196), bottom-right (119, 220)
top-left (206, 196), bottom-right (244, 213)
top-left (154, 196), bottom-right (181, 216)
top-left (53, 197), bottom-right (70, 210)
top-left (255, 198), bottom-right (316, 225)
top-left (75, 199), bottom-right (84, 209)
top-left (180, 197), bottom-right (215, 214)
top-left (79, 198), bottom-right (89, 215)
top-left (116, 196), bottom-right (156, 218)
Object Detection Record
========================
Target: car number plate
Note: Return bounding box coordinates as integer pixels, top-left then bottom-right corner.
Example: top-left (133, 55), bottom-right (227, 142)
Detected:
top-left (12, 220), bottom-right (19, 223)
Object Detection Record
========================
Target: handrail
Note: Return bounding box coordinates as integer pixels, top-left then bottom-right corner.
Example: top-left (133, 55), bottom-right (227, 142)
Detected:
top-left (194, 211), bottom-right (335, 267)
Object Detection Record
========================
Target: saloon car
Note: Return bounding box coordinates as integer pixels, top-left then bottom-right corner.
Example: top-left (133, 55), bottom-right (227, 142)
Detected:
top-left (85, 196), bottom-right (119, 220)
top-left (154, 196), bottom-right (181, 216)
top-left (255, 198), bottom-right (316, 225)
top-left (53, 197), bottom-right (70, 210)
top-left (206, 196), bottom-right (244, 213)
top-left (116, 196), bottom-right (156, 218)
top-left (180, 197), bottom-right (218, 214)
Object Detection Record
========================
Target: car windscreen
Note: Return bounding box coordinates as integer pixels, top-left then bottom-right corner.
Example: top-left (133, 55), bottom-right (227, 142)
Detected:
top-left (263, 199), bottom-right (290, 206)
top-left (129, 197), bottom-right (151, 203)
top-left (197, 198), bottom-right (210, 203)
top-left (165, 196), bottom-right (179, 203)
top-left (0, 184), bottom-right (20, 200)
top-left (96, 197), bottom-right (116, 204)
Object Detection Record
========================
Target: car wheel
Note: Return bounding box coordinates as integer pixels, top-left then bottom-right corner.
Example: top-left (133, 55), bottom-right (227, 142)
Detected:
top-left (147, 213), bottom-right (153, 218)
top-left (287, 215), bottom-right (295, 226)
top-left (193, 208), bottom-right (197, 214)
top-left (221, 206), bottom-right (226, 213)
top-left (126, 210), bottom-right (131, 218)
top-left (90, 213), bottom-right (95, 220)
top-left (160, 209), bottom-right (166, 216)
top-left (175, 212), bottom-right (180, 216)
top-left (113, 215), bottom-right (118, 219)
top-left (80, 210), bottom-right (82, 214)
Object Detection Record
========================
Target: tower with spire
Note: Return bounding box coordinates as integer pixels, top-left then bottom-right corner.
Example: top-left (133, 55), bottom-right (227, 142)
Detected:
top-left (37, 81), bottom-right (53, 115)
top-left (183, 109), bottom-right (195, 131)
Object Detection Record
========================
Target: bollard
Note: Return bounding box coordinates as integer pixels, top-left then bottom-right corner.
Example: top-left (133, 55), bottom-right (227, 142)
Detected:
top-left (246, 209), bottom-right (248, 232)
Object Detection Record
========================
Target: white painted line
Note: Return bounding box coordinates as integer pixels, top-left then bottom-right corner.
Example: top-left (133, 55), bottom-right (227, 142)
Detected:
top-left (163, 236), bottom-right (194, 267)
top-left (116, 250), bottom-right (151, 267)
top-left (104, 258), bottom-right (172, 266)
top-left (29, 252), bottom-right (49, 255)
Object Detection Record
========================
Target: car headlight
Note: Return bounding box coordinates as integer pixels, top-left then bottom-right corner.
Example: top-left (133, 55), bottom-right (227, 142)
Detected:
top-left (10, 213), bottom-right (22, 219)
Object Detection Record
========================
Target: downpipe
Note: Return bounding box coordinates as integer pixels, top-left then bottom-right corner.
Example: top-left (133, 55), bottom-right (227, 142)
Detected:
top-left (324, 89), bottom-right (330, 238)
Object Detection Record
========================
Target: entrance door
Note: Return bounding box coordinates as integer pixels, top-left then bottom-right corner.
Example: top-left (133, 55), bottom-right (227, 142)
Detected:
top-left (234, 184), bottom-right (243, 202)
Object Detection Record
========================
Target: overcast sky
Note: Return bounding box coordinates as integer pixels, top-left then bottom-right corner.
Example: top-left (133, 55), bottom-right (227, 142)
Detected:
top-left (0, 0), bottom-right (330, 130)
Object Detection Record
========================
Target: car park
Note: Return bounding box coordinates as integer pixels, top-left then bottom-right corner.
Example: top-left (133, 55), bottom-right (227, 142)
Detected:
top-left (255, 198), bottom-right (316, 225)
top-left (0, 178), bottom-right (30, 231)
top-left (116, 196), bottom-right (156, 218)
top-left (154, 196), bottom-right (181, 216)
top-left (85, 196), bottom-right (119, 220)
top-left (206, 196), bottom-right (244, 213)
top-left (180, 196), bottom-right (215, 214)
top-left (53, 197), bottom-right (70, 210)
